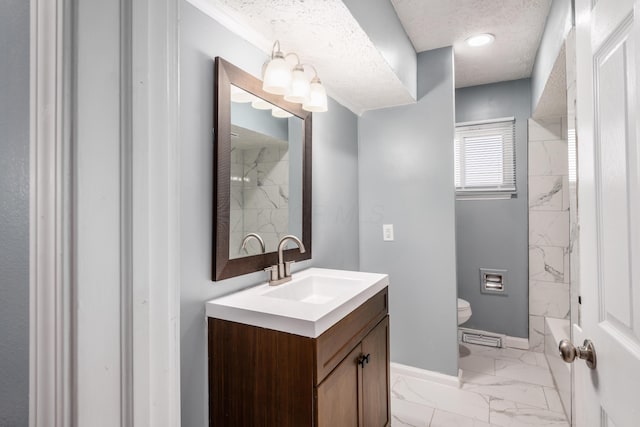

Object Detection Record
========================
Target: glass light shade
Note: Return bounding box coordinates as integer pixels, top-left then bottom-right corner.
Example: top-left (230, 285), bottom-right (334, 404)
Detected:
top-left (230, 85), bottom-right (255, 103)
top-left (251, 98), bottom-right (273, 110)
top-left (465, 33), bottom-right (495, 47)
top-left (272, 107), bottom-right (293, 118)
top-left (284, 66), bottom-right (310, 103)
top-left (302, 79), bottom-right (328, 112)
top-left (262, 53), bottom-right (291, 95)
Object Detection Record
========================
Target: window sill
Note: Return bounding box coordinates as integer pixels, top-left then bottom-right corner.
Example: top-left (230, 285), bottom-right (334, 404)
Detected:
top-left (456, 192), bottom-right (516, 201)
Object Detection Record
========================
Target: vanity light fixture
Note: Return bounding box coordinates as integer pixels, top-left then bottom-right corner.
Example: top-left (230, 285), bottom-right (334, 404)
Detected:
top-left (285, 63), bottom-right (311, 104)
top-left (272, 107), bottom-right (293, 118)
top-left (262, 40), bottom-right (328, 112)
top-left (251, 97), bottom-right (273, 110)
top-left (303, 74), bottom-right (328, 113)
top-left (465, 33), bottom-right (495, 47)
top-left (262, 41), bottom-right (291, 95)
top-left (230, 85), bottom-right (255, 103)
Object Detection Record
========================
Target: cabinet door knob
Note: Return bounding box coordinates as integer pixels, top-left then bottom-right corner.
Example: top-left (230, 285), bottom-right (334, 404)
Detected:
top-left (358, 353), bottom-right (371, 368)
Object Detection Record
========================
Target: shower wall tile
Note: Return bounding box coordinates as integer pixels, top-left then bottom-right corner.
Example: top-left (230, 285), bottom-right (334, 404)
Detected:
top-left (229, 210), bottom-right (243, 232)
top-left (529, 246), bottom-right (564, 283)
top-left (243, 166), bottom-right (258, 187)
top-left (561, 176), bottom-right (570, 211)
top-left (260, 232), bottom-right (281, 254)
top-left (244, 185), bottom-right (284, 209)
top-left (528, 118), bottom-right (562, 142)
top-left (529, 281), bottom-right (570, 319)
top-left (230, 189), bottom-right (244, 209)
top-left (529, 176), bottom-right (564, 211)
top-left (232, 146), bottom-right (291, 255)
top-left (230, 162), bottom-right (245, 188)
top-left (256, 208), bottom-right (289, 233)
top-left (528, 117), bottom-right (571, 354)
top-left (243, 146), bottom-right (281, 165)
top-left (243, 209), bottom-right (259, 232)
top-left (529, 315), bottom-right (545, 353)
top-left (529, 211), bottom-right (570, 247)
top-left (562, 248), bottom-right (570, 286)
top-left (257, 161), bottom-right (289, 186)
top-left (528, 140), bottom-right (568, 176)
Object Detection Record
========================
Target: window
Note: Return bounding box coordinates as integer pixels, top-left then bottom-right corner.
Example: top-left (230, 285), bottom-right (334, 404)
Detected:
top-left (454, 118), bottom-right (516, 198)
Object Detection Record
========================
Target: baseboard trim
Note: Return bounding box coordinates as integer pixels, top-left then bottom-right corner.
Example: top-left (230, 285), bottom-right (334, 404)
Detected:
top-left (391, 362), bottom-right (462, 388)
top-left (458, 327), bottom-right (530, 350)
top-left (504, 335), bottom-right (530, 350)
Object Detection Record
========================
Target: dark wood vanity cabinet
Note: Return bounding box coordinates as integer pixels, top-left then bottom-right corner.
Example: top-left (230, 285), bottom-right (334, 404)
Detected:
top-left (208, 288), bottom-right (390, 427)
top-left (316, 316), bottom-right (390, 427)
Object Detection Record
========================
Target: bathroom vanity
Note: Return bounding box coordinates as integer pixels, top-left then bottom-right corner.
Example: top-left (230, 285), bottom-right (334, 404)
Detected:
top-left (206, 268), bottom-right (390, 426)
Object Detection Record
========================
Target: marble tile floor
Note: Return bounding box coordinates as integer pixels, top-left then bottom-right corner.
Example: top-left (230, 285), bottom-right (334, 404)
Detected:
top-left (391, 343), bottom-right (569, 427)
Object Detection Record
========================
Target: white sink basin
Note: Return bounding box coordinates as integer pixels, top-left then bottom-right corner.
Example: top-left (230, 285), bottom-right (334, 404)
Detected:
top-left (262, 275), bottom-right (361, 304)
top-left (206, 268), bottom-right (389, 337)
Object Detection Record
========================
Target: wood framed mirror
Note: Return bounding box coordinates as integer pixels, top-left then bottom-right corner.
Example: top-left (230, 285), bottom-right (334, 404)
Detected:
top-left (213, 57), bottom-right (312, 281)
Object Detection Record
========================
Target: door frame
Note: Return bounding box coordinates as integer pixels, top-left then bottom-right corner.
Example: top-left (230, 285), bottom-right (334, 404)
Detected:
top-left (29, 0), bottom-right (182, 425)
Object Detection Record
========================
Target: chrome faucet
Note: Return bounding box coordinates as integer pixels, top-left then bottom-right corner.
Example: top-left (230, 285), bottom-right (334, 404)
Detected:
top-left (240, 233), bottom-right (265, 254)
top-left (265, 234), bottom-right (306, 286)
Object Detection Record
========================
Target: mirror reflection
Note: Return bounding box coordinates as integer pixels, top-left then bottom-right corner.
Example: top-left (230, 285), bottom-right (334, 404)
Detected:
top-left (229, 85), bottom-right (303, 259)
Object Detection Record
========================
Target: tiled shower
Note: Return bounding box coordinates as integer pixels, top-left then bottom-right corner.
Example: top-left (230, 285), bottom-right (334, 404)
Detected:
top-left (527, 117), bottom-right (571, 352)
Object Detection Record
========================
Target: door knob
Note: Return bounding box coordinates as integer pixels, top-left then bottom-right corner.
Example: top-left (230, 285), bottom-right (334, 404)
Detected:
top-left (558, 339), bottom-right (597, 369)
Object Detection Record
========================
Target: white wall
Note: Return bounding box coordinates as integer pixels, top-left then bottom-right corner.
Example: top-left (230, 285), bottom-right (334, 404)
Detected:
top-left (358, 47), bottom-right (459, 376)
top-left (179, 2), bottom-right (361, 425)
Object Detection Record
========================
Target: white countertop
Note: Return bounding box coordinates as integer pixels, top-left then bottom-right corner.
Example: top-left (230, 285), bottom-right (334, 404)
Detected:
top-left (206, 268), bottom-right (389, 338)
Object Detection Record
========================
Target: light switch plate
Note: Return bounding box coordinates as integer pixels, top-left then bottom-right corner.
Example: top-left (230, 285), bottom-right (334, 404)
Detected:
top-left (383, 224), bottom-right (394, 241)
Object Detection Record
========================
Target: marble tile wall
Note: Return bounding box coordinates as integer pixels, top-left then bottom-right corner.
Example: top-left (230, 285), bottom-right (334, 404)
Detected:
top-left (528, 117), bottom-right (571, 352)
top-left (229, 145), bottom-right (290, 258)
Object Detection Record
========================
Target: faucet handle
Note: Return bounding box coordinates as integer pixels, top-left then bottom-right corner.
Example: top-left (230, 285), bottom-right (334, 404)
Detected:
top-left (264, 265), bottom-right (278, 282)
top-left (284, 260), bottom-right (295, 277)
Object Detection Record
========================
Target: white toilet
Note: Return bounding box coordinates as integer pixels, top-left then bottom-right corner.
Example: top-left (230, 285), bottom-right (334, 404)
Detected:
top-left (457, 298), bottom-right (472, 325)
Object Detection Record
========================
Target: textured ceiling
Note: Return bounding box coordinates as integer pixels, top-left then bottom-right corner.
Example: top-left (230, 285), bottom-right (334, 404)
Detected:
top-left (391, 0), bottom-right (553, 88)
top-left (193, 0), bottom-right (415, 114)
top-left (192, 0), bottom-right (553, 112)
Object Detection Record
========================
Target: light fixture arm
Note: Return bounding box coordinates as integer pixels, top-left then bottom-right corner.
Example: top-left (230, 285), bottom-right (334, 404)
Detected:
top-left (284, 52), bottom-right (301, 65)
top-left (300, 64), bottom-right (321, 82)
top-left (270, 40), bottom-right (282, 58)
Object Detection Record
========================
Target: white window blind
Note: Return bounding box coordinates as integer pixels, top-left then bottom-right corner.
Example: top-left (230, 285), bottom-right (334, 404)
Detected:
top-left (454, 119), bottom-right (516, 196)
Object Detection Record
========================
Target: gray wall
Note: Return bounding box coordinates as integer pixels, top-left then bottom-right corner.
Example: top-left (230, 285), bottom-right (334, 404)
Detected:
top-left (343, 0), bottom-right (417, 99)
top-left (231, 101), bottom-right (289, 141)
top-left (180, 2), bottom-right (360, 425)
top-left (455, 79), bottom-right (531, 338)
top-left (0, 1), bottom-right (30, 425)
top-left (358, 47), bottom-right (459, 376)
top-left (531, 0), bottom-right (572, 112)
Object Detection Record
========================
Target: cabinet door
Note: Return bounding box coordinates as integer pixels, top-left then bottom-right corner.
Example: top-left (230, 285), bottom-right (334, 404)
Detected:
top-left (316, 345), bottom-right (363, 427)
top-left (362, 316), bottom-right (390, 427)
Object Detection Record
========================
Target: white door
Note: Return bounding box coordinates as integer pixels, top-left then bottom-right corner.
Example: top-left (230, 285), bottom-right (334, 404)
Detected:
top-left (574, 0), bottom-right (640, 425)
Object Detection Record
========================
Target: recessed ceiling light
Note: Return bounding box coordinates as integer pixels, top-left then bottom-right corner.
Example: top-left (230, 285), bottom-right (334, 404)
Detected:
top-left (466, 33), bottom-right (495, 47)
